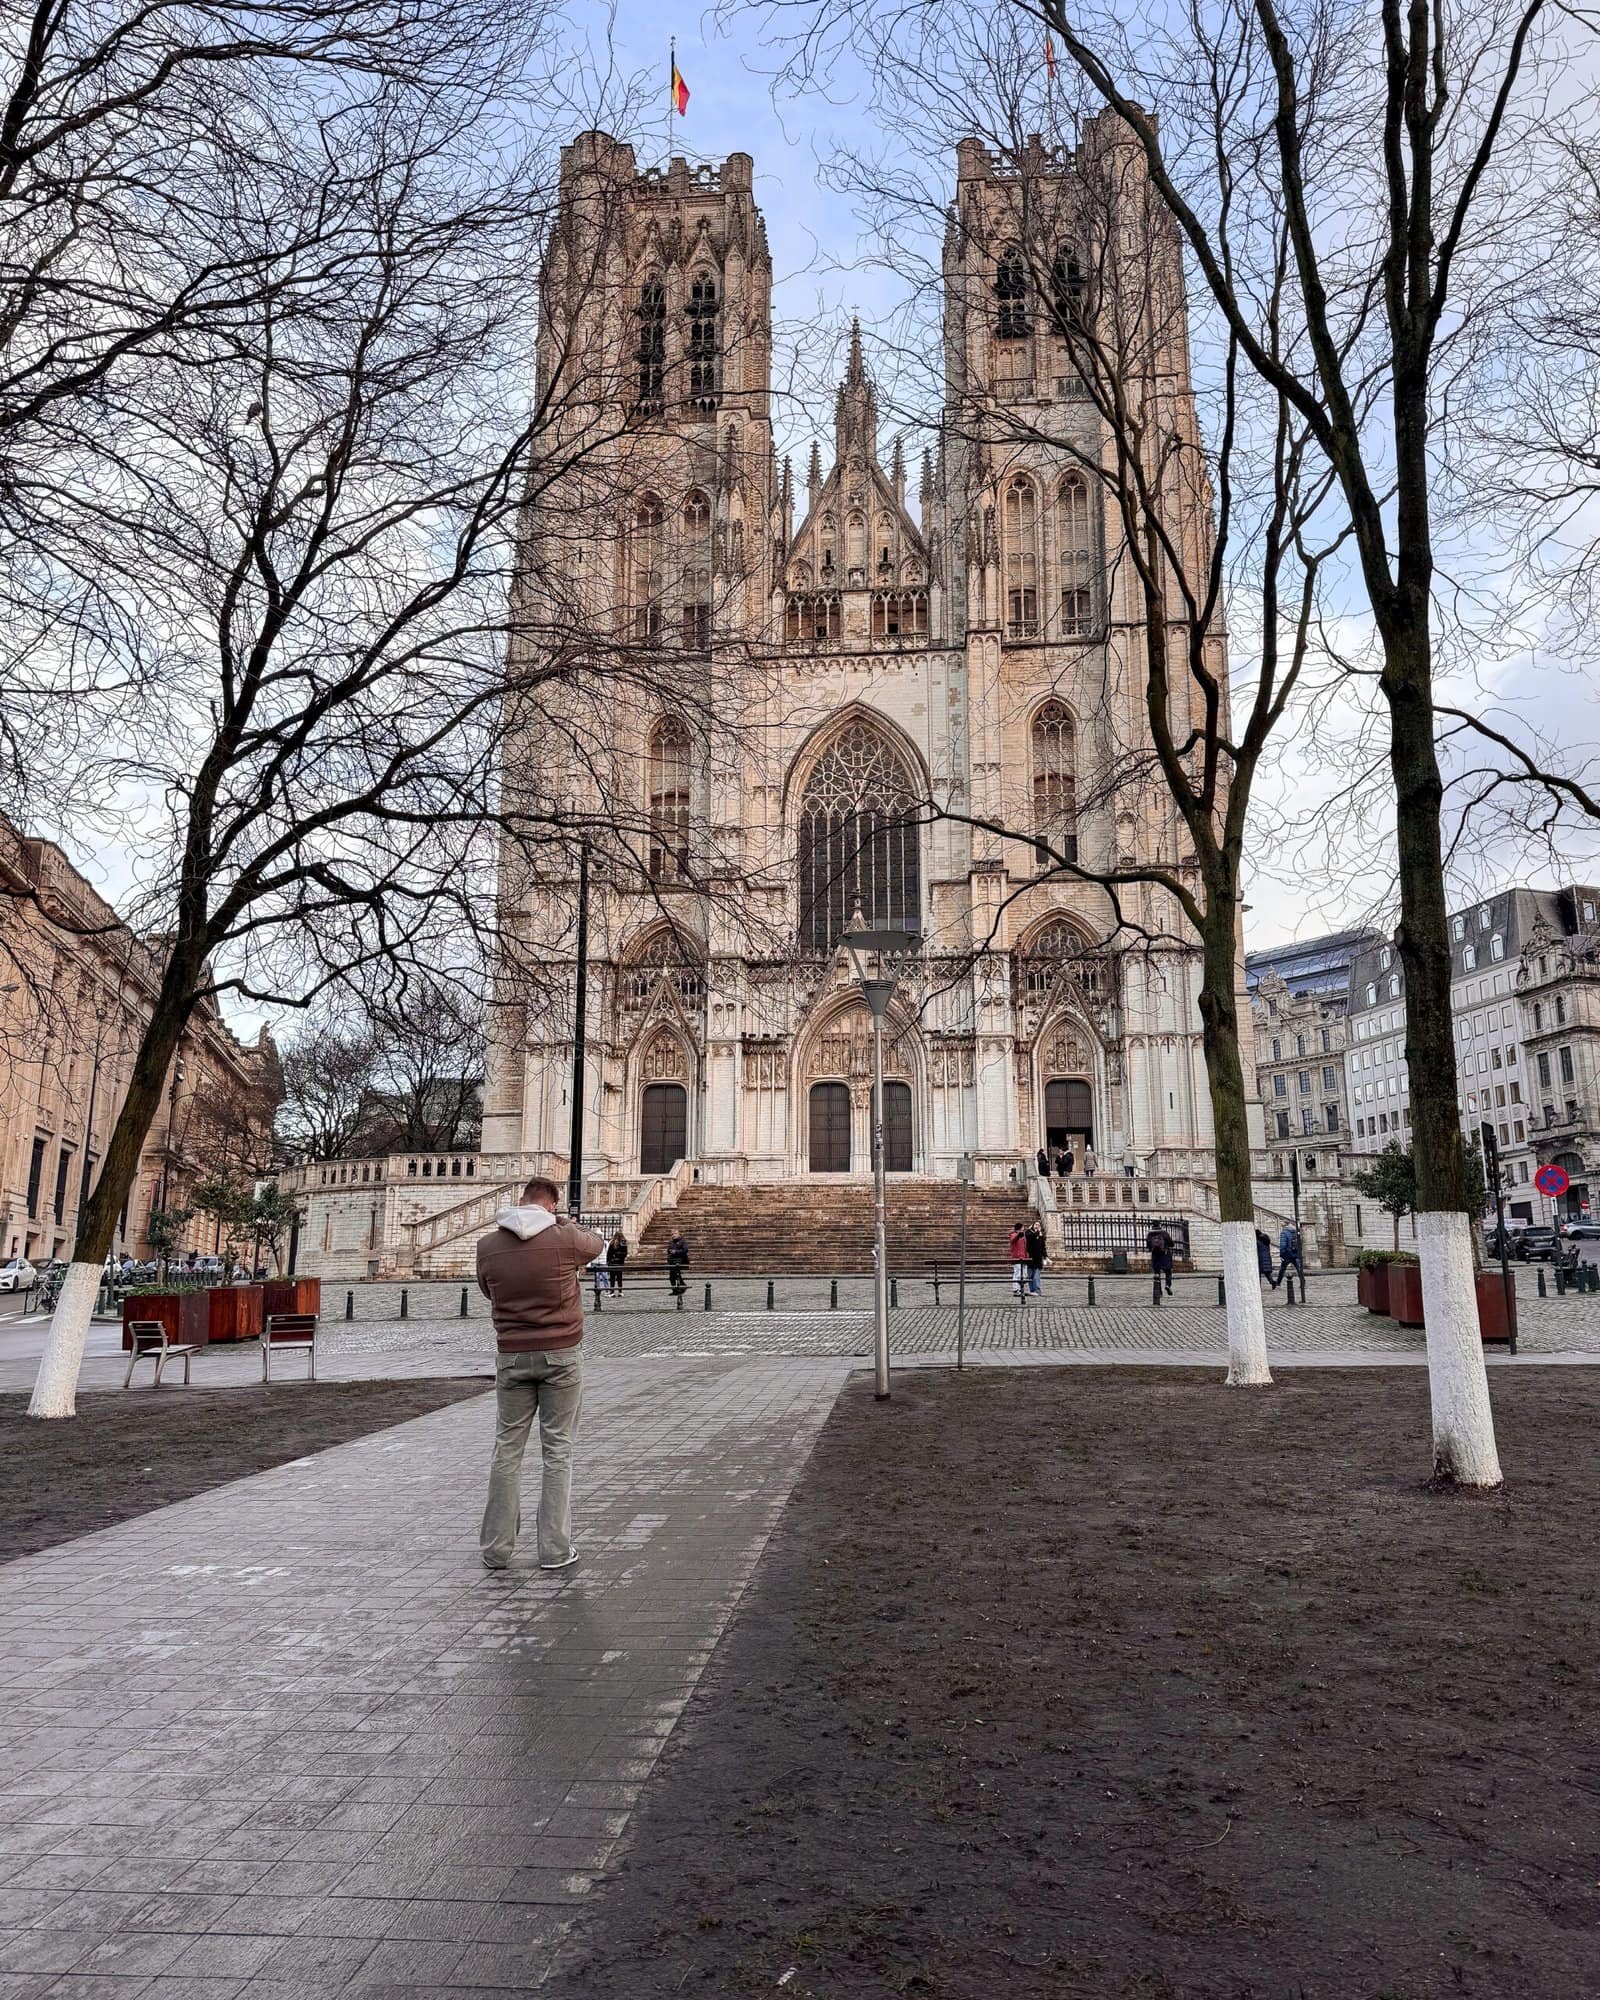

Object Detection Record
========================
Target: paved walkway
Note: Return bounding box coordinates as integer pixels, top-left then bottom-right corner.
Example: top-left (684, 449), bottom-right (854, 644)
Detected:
top-left (0, 1355), bottom-right (848, 1996)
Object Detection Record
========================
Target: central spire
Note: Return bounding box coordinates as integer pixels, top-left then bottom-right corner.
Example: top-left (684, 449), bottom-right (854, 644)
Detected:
top-left (835, 317), bottom-right (878, 465)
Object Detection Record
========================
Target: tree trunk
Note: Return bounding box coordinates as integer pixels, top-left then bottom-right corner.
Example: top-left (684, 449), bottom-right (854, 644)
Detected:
top-left (29, 962), bottom-right (200, 1419)
top-left (1385, 622), bottom-right (1501, 1487)
top-left (1197, 913), bottom-right (1272, 1387)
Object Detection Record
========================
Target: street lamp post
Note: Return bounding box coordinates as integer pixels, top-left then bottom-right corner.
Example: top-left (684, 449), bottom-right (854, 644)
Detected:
top-left (843, 911), bottom-right (921, 1401)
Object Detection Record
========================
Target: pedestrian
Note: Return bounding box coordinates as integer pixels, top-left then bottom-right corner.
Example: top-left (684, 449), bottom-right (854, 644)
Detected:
top-left (1009, 1222), bottom-right (1030, 1302)
top-left (666, 1230), bottom-right (690, 1297)
top-left (1083, 1145), bottom-right (1098, 1178)
top-left (476, 1175), bottom-right (602, 1573)
top-left (1024, 1218), bottom-right (1047, 1296)
top-left (1061, 1146), bottom-right (1076, 1178)
top-left (589, 1245), bottom-right (610, 1295)
top-left (604, 1229), bottom-right (628, 1296)
top-left (1036, 1146), bottom-right (1050, 1178)
top-left (1256, 1228), bottom-right (1276, 1287)
top-left (1276, 1223), bottom-right (1305, 1292)
top-left (1146, 1222), bottom-right (1175, 1303)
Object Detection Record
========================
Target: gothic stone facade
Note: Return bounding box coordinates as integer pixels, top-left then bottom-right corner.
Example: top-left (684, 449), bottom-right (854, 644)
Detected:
top-left (481, 125), bottom-right (1248, 1194)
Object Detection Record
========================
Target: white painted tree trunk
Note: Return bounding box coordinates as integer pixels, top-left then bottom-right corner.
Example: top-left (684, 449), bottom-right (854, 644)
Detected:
top-left (1417, 1209), bottom-right (1501, 1487)
top-left (1219, 1219), bottom-right (1272, 1386)
top-left (27, 1262), bottom-right (104, 1419)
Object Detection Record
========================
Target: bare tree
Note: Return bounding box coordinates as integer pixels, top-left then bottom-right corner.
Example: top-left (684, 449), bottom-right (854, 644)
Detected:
top-left (277, 1016), bottom-right (382, 1162)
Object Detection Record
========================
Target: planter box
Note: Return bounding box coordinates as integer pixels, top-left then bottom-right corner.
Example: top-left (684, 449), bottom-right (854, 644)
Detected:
top-left (122, 1290), bottom-right (209, 1351)
top-left (263, 1277), bottom-right (321, 1319)
top-left (207, 1284), bottom-right (264, 1343)
top-left (1357, 1263), bottom-right (1392, 1315)
top-left (1388, 1262), bottom-right (1425, 1327)
top-left (1476, 1269), bottom-right (1518, 1350)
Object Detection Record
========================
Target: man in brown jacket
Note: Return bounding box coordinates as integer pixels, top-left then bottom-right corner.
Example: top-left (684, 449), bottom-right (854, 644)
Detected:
top-left (476, 1176), bottom-right (603, 1571)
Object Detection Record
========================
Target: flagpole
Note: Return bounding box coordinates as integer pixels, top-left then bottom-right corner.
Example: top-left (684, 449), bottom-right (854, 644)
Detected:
top-left (668, 36), bottom-right (675, 169)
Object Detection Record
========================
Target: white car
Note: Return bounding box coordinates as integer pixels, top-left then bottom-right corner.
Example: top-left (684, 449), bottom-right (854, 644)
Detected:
top-left (0, 1257), bottom-right (38, 1292)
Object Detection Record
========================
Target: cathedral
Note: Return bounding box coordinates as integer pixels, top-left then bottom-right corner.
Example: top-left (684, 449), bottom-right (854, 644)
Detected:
top-left (460, 120), bottom-right (1251, 1245)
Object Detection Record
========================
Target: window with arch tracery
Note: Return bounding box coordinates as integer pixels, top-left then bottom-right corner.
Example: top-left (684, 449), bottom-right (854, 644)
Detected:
top-left (634, 276), bottom-right (665, 412)
top-left (995, 246), bottom-right (1028, 339)
top-left (1050, 247), bottom-right (1084, 333)
top-left (1003, 475), bottom-right (1040, 639)
top-left (871, 590), bottom-right (928, 641)
top-left (1019, 916), bottom-right (1110, 1004)
top-left (786, 592), bottom-right (841, 645)
top-left (1032, 701), bottom-right (1078, 867)
top-left (686, 272), bottom-right (719, 409)
top-left (680, 489), bottom-right (712, 651)
top-left (797, 720), bottom-right (921, 953)
top-left (1058, 474), bottom-right (1094, 636)
top-left (632, 496), bottom-right (664, 643)
top-left (648, 715), bottom-right (692, 881)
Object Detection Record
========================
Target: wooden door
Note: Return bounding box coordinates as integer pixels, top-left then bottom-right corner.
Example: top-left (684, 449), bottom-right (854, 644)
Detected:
top-left (808, 1083), bottom-right (851, 1172)
top-left (883, 1081), bottom-right (913, 1172)
top-left (640, 1083), bottom-right (688, 1174)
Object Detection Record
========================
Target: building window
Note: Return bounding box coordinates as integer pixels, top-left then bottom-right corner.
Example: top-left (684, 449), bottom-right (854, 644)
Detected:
top-left (871, 589), bottom-right (929, 641)
top-left (1452, 918), bottom-right (1464, 940)
top-left (1058, 474), bottom-right (1094, 635)
top-left (1031, 700), bottom-right (1077, 866)
top-left (25, 1137), bottom-right (46, 1219)
top-left (1560, 1045), bottom-right (1575, 1084)
top-left (1321, 1027), bottom-right (1331, 1052)
top-left (1380, 947), bottom-right (1392, 969)
top-left (1389, 975), bottom-right (1401, 998)
top-left (1273, 1074), bottom-right (1287, 1097)
top-left (1463, 945), bottom-right (1476, 969)
top-left (1537, 1052), bottom-right (1551, 1087)
top-left (785, 593), bottom-right (841, 645)
top-left (1276, 1110), bottom-right (1290, 1138)
top-left (679, 490), bottom-right (712, 651)
top-left (1556, 995), bottom-right (1567, 1025)
top-left (1298, 1071), bottom-right (1311, 1093)
top-left (1049, 246), bottom-right (1083, 330)
top-left (52, 1148), bottom-right (71, 1225)
top-left (797, 720), bottom-right (921, 953)
top-left (1296, 1033), bottom-right (1306, 1056)
top-left (1533, 1002), bottom-right (1544, 1030)
top-left (634, 276), bottom-right (665, 411)
top-left (1003, 476), bottom-right (1040, 638)
top-left (647, 715), bottom-right (692, 882)
top-left (631, 496), bottom-right (664, 643)
top-left (995, 246), bottom-right (1029, 339)
top-left (1323, 1065), bottom-right (1337, 1089)
top-left (1325, 1105), bottom-right (1339, 1132)
top-left (1490, 933), bottom-right (1504, 960)
top-left (686, 271), bottom-right (720, 409)
top-left (1302, 1107), bottom-right (1315, 1135)
top-left (1479, 908), bottom-right (1491, 928)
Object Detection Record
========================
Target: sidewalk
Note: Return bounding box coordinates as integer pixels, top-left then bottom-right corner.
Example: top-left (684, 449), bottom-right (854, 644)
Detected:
top-left (0, 1354), bottom-right (849, 1996)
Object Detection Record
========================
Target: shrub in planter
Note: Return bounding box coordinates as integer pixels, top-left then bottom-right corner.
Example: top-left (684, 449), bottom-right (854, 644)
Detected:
top-left (121, 1290), bottom-right (209, 1351)
top-left (1388, 1259), bottom-right (1425, 1327)
top-left (263, 1277), bottom-right (321, 1318)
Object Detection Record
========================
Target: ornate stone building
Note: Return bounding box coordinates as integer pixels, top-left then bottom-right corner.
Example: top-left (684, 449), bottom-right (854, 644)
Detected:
top-left (467, 119), bottom-right (1247, 1216)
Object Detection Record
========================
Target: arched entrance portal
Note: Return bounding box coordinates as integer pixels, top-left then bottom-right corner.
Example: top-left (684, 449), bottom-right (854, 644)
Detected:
top-left (882, 1081), bottom-right (913, 1173)
top-left (1045, 1077), bottom-right (1093, 1160)
top-left (809, 1083), bottom-right (851, 1172)
top-left (639, 1083), bottom-right (688, 1174)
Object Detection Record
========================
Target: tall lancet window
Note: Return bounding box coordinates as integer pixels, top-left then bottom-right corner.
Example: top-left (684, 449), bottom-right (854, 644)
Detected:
top-left (634, 276), bottom-right (665, 412)
top-left (648, 715), bottom-right (693, 881)
top-left (1058, 473), bottom-right (1094, 636)
top-left (1031, 700), bottom-right (1078, 866)
top-left (797, 720), bottom-right (921, 954)
top-left (632, 496), bottom-right (664, 643)
top-left (1003, 474), bottom-right (1040, 639)
top-left (680, 489), bottom-right (712, 651)
top-left (995, 246), bottom-right (1029, 339)
top-left (687, 271), bottom-right (720, 410)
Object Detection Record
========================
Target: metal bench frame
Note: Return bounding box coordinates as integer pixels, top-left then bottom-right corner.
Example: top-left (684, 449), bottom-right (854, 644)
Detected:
top-left (263, 1312), bottom-right (317, 1381)
top-left (124, 1319), bottom-right (200, 1389)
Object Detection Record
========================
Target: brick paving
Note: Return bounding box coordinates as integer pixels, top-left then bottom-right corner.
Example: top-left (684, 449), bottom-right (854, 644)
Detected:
top-left (0, 1355), bottom-right (848, 1996)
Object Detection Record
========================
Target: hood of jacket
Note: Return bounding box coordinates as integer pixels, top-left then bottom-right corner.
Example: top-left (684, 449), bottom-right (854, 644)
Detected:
top-left (495, 1205), bottom-right (559, 1241)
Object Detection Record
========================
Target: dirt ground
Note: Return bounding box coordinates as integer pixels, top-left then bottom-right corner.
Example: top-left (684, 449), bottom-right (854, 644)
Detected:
top-left (546, 1367), bottom-right (1600, 2000)
top-left (0, 1379), bottom-right (486, 1562)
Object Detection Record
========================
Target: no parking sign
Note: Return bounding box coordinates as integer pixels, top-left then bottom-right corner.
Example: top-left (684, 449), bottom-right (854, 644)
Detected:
top-left (1535, 1163), bottom-right (1570, 1199)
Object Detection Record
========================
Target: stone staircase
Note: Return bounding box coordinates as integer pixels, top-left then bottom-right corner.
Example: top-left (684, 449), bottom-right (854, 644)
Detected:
top-left (635, 1179), bottom-right (1045, 1275)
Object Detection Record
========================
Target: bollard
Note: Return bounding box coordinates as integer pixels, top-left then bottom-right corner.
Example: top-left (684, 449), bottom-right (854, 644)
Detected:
top-left (891, 1275), bottom-right (899, 1309)
top-left (933, 1269), bottom-right (941, 1305)
top-left (676, 1285), bottom-right (684, 1312)
top-left (1286, 1273), bottom-right (1297, 1307)
top-left (830, 1277), bottom-right (838, 1310)
top-left (344, 1289), bottom-right (354, 1322)
top-left (766, 1278), bottom-right (775, 1310)
top-left (592, 1276), bottom-right (603, 1311)
top-left (1217, 1274), bottom-right (1226, 1308)
top-left (1087, 1274), bottom-right (1096, 1306)
top-left (459, 1286), bottom-right (469, 1318)
top-left (703, 1280), bottom-right (712, 1311)
top-left (399, 1288), bottom-right (408, 1319)
top-left (1556, 1263), bottom-right (1567, 1296)
top-left (1538, 1264), bottom-right (1547, 1298)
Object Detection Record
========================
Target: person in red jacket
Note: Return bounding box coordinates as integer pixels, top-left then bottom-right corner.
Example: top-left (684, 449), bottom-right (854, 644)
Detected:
top-left (475, 1176), bottom-right (603, 1572)
top-left (1010, 1222), bottom-right (1030, 1302)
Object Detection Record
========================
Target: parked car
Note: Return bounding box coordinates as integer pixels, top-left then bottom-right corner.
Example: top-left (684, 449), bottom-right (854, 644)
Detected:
top-left (1563, 1219), bottom-right (1600, 1240)
top-left (0, 1257), bottom-right (37, 1293)
top-left (1514, 1226), bottom-right (1563, 1261)
top-left (1486, 1226), bottom-right (1526, 1260)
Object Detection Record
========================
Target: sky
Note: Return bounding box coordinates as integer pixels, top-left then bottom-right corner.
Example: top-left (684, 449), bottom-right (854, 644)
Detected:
top-left (36, 0), bottom-right (1600, 972)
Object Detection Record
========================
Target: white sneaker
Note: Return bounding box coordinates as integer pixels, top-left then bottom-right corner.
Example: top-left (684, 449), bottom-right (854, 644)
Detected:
top-left (540, 1549), bottom-right (580, 1571)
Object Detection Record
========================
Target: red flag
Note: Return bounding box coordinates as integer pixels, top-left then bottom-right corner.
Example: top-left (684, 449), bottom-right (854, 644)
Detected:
top-left (1044, 34), bottom-right (1058, 82)
top-left (672, 58), bottom-right (690, 116)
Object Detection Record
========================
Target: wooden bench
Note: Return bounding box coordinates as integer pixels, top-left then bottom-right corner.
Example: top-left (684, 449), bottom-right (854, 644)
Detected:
top-left (263, 1312), bottom-right (317, 1381)
top-left (123, 1319), bottom-right (201, 1389)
